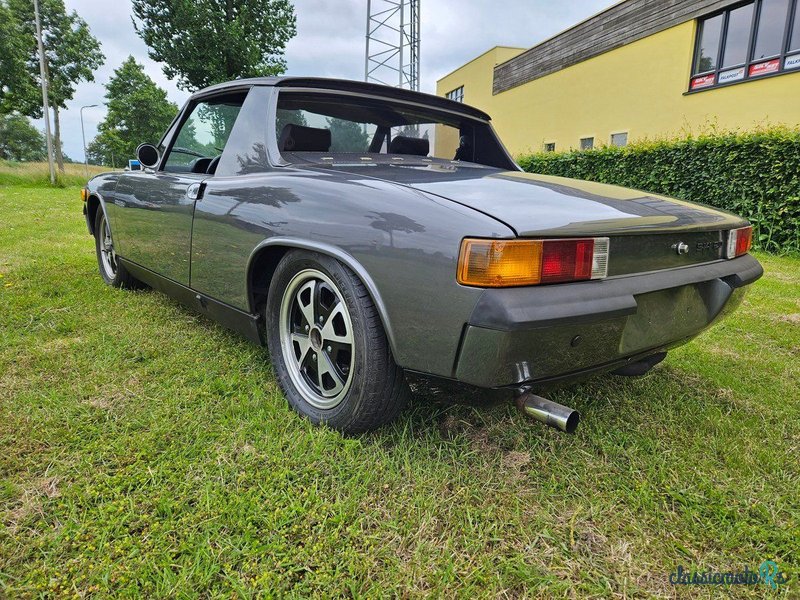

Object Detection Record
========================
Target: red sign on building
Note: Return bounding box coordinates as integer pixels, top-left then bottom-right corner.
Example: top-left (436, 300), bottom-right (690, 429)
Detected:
top-left (749, 59), bottom-right (780, 77)
top-left (690, 74), bottom-right (716, 89)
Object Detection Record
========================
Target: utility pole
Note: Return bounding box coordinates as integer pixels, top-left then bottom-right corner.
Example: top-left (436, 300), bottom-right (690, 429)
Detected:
top-left (33, 0), bottom-right (55, 185)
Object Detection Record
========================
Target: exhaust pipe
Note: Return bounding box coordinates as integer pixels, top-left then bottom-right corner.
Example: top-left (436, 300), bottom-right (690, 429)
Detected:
top-left (515, 392), bottom-right (580, 434)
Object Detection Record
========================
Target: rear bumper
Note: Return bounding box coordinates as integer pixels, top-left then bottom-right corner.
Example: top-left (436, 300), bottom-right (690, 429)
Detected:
top-left (454, 255), bottom-right (763, 388)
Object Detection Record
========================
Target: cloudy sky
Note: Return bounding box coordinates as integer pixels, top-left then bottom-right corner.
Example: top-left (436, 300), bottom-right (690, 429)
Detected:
top-left (46, 0), bottom-right (615, 160)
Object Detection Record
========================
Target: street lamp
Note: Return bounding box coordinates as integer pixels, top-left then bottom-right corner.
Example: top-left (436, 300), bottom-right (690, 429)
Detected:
top-left (80, 104), bottom-right (98, 178)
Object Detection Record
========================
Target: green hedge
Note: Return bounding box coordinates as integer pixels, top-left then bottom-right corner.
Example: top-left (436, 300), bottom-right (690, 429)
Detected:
top-left (517, 128), bottom-right (800, 254)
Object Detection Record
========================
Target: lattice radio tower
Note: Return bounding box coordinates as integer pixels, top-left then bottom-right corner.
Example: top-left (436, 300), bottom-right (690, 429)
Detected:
top-left (365, 0), bottom-right (421, 91)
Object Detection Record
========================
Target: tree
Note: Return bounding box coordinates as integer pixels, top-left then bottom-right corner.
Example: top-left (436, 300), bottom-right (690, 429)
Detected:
top-left (0, 113), bottom-right (45, 161)
top-left (5, 0), bottom-right (104, 171)
top-left (276, 108), bottom-right (307, 135)
top-left (87, 57), bottom-right (178, 167)
top-left (0, 2), bottom-right (29, 114)
top-left (132, 0), bottom-right (297, 92)
top-left (327, 118), bottom-right (369, 152)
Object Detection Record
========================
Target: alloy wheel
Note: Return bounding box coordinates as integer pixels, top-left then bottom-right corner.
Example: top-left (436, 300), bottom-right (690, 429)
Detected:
top-left (98, 213), bottom-right (118, 279)
top-left (279, 269), bottom-right (355, 410)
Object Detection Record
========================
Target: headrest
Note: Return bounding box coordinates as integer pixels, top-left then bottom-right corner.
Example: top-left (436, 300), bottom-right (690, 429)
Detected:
top-left (389, 135), bottom-right (429, 156)
top-left (190, 157), bottom-right (213, 174)
top-left (279, 124), bottom-right (331, 152)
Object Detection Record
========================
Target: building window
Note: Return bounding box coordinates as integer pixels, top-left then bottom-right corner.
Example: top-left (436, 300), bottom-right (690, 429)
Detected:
top-left (580, 137), bottom-right (594, 150)
top-left (610, 132), bottom-right (628, 147)
top-left (691, 0), bottom-right (800, 91)
top-left (722, 3), bottom-right (755, 67)
top-left (543, 142), bottom-right (556, 152)
top-left (446, 86), bottom-right (464, 103)
top-left (694, 13), bottom-right (723, 73)
top-left (791, 0), bottom-right (800, 51)
top-left (753, 0), bottom-right (791, 59)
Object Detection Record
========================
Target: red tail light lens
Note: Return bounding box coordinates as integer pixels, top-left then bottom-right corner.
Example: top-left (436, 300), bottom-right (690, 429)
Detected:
top-left (457, 237), bottom-right (609, 287)
top-left (726, 226), bottom-right (753, 259)
top-left (541, 239), bottom-right (595, 283)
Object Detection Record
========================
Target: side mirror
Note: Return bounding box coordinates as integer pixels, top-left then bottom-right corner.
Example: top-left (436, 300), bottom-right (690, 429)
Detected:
top-left (136, 143), bottom-right (160, 169)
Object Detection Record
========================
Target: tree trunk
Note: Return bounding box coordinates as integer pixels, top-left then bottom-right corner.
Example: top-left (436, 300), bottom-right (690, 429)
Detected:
top-left (42, 57), bottom-right (64, 173)
top-left (52, 104), bottom-right (65, 172)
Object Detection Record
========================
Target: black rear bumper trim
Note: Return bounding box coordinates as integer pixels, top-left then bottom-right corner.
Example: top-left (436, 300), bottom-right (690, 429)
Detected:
top-left (468, 255), bottom-right (762, 332)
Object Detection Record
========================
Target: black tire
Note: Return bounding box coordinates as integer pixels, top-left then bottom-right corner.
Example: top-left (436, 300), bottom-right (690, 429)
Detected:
top-left (94, 209), bottom-right (141, 289)
top-left (265, 250), bottom-right (410, 433)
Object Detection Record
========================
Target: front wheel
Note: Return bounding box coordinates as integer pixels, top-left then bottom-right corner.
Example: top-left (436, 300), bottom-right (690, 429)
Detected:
top-left (266, 251), bottom-right (410, 433)
top-left (94, 210), bottom-right (140, 289)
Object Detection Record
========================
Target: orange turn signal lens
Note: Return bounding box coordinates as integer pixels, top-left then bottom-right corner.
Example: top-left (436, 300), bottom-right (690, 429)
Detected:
top-left (80, 188), bottom-right (89, 203)
top-left (457, 239), bottom-right (543, 287)
top-left (457, 237), bottom-right (609, 288)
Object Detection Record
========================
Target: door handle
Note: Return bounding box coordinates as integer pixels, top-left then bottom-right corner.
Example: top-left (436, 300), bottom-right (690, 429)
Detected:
top-left (187, 182), bottom-right (204, 201)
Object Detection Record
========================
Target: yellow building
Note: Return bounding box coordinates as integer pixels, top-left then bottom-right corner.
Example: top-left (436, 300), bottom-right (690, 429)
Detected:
top-left (436, 0), bottom-right (800, 156)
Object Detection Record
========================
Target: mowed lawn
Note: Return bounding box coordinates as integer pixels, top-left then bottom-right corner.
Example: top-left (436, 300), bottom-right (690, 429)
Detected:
top-left (0, 183), bottom-right (798, 598)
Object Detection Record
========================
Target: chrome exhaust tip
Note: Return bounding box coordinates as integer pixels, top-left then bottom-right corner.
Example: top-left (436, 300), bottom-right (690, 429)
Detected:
top-left (516, 392), bottom-right (580, 434)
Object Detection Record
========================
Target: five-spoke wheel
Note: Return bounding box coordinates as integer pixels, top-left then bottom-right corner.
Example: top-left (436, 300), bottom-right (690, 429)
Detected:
top-left (267, 250), bottom-right (410, 433)
top-left (280, 269), bottom-right (355, 409)
top-left (98, 212), bottom-right (118, 280)
top-left (93, 208), bottom-right (140, 289)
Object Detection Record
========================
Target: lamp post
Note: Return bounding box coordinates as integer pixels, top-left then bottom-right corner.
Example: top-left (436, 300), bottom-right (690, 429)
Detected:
top-left (80, 104), bottom-right (98, 177)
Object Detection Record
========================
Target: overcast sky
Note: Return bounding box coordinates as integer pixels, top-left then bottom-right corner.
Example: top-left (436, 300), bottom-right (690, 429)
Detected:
top-left (44, 0), bottom-right (615, 160)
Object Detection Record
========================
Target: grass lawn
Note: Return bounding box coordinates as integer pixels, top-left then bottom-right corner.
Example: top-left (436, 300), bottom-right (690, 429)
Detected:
top-left (0, 161), bottom-right (110, 188)
top-left (1, 182), bottom-right (798, 598)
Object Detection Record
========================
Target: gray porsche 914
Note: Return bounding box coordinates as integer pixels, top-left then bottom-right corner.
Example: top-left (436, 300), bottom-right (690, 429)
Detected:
top-left (82, 77), bottom-right (762, 433)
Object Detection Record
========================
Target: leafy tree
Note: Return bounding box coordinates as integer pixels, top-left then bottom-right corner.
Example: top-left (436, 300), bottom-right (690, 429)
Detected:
top-left (327, 118), bottom-right (369, 152)
top-left (0, 113), bottom-right (45, 161)
top-left (132, 0), bottom-right (297, 92)
top-left (0, 2), bottom-right (29, 114)
top-left (87, 57), bottom-right (178, 167)
top-left (276, 108), bottom-right (307, 137)
top-left (5, 0), bottom-right (104, 171)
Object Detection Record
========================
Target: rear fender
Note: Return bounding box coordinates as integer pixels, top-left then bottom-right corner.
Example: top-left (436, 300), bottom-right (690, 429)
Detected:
top-left (246, 237), bottom-right (398, 358)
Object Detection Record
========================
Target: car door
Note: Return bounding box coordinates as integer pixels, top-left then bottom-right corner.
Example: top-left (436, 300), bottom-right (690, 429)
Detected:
top-left (188, 86), bottom-right (274, 310)
top-left (112, 94), bottom-right (246, 285)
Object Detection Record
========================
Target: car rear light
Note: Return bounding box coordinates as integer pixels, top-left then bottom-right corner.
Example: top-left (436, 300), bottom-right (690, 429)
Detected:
top-left (457, 237), bottom-right (610, 287)
top-left (726, 226), bottom-right (753, 259)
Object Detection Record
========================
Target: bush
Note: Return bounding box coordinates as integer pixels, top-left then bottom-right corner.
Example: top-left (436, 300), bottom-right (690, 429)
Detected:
top-left (517, 128), bottom-right (800, 254)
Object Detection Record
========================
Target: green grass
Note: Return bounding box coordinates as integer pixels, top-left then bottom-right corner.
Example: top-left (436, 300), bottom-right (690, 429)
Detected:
top-left (1, 182), bottom-right (798, 598)
top-left (0, 160), bottom-right (109, 188)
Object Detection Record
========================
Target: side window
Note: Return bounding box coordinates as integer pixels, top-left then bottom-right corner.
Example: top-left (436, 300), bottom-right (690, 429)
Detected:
top-left (163, 93), bottom-right (245, 173)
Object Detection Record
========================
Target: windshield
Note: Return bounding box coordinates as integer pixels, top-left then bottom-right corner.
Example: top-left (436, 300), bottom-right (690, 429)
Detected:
top-left (275, 91), bottom-right (516, 170)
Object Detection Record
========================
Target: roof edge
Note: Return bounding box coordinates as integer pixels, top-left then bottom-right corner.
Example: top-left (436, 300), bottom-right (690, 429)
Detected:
top-left (191, 77), bottom-right (492, 121)
top-left (436, 46), bottom-right (527, 83)
top-left (493, 1), bottom-right (628, 72)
